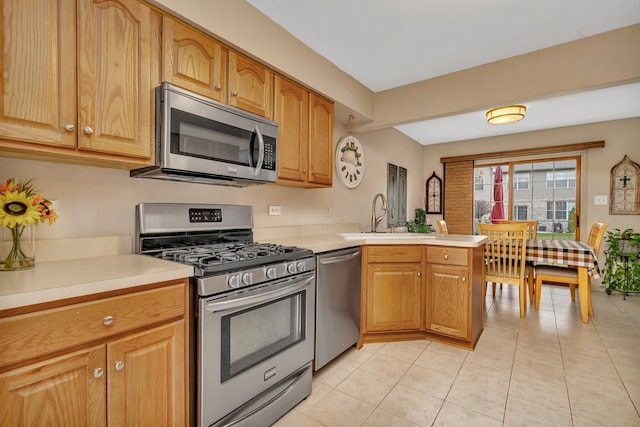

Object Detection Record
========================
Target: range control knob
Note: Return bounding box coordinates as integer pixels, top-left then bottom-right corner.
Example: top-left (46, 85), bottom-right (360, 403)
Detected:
top-left (287, 263), bottom-right (297, 274)
top-left (266, 267), bottom-right (277, 279)
top-left (296, 261), bottom-right (306, 272)
top-left (242, 272), bottom-right (253, 285)
top-left (228, 274), bottom-right (241, 288)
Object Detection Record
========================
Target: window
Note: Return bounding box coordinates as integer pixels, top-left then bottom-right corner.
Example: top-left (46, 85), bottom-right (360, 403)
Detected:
top-left (546, 201), bottom-right (575, 220)
top-left (546, 170), bottom-right (576, 189)
top-left (514, 205), bottom-right (528, 220)
top-left (514, 173), bottom-right (529, 190)
top-left (474, 175), bottom-right (484, 191)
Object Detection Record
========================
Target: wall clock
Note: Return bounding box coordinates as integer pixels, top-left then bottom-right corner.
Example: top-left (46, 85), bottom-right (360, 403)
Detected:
top-left (610, 155), bottom-right (640, 215)
top-left (335, 135), bottom-right (364, 188)
top-left (425, 171), bottom-right (443, 214)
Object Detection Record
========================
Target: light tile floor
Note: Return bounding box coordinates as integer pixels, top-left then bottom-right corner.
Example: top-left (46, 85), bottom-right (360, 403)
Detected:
top-left (275, 285), bottom-right (640, 426)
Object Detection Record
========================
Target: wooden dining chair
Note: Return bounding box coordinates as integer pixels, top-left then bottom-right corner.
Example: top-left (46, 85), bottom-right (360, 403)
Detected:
top-left (500, 220), bottom-right (538, 301)
top-left (478, 222), bottom-right (529, 317)
top-left (534, 222), bottom-right (608, 311)
top-left (436, 219), bottom-right (448, 234)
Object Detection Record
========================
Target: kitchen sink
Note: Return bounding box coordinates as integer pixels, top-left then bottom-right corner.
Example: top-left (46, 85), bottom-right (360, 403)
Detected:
top-left (338, 232), bottom-right (436, 240)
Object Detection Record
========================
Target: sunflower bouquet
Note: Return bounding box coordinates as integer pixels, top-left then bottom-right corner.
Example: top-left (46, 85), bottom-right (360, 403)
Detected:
top-left (0, 178), bottom-right (58, 270)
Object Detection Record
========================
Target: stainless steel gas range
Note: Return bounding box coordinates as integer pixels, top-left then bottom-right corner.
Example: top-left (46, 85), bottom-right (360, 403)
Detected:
top-left (135, 203), bottom-right (315, 427)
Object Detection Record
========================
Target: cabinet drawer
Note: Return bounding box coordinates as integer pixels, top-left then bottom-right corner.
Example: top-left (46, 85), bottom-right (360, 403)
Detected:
top-left (0, 282), bottom-right (185, 369)
top-left (366, 245), bottom-right (422, 263)
top-left (426, 247), bottom-right (469, 266)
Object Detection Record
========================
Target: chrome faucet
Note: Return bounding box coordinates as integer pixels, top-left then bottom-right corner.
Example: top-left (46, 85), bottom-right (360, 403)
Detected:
top-left (371, 193), bottom-right (388, 232)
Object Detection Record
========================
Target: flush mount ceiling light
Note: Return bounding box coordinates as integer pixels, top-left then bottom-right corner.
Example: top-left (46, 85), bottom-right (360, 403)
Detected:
top-left (486, 105), bottom-right (526, 125)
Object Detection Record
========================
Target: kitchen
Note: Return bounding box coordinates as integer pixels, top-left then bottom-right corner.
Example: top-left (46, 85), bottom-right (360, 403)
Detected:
top-left (1, 0), bottom-right (639, 426)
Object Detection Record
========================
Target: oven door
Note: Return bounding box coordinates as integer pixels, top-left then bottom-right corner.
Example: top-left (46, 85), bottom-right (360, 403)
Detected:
top-left (198, 272), bottom-right (315, 427)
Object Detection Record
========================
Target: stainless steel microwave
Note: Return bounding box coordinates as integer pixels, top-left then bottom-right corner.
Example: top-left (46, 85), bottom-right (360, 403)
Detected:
top-left (130, 83), bottom-right (278, 186)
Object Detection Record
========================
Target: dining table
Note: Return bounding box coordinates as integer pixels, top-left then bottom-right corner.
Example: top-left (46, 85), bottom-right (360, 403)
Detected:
top-left (526, 239), bottom-right (599, 323)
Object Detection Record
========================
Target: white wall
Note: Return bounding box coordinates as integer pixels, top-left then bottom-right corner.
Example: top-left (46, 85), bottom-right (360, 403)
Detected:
top-left (0, 125), bottom-right (424, 242)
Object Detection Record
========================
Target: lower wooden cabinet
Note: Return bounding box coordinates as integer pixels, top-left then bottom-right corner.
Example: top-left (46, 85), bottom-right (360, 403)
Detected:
top-left (425, 263), bottom-right (469, 339)
top-left (366, 263), bottom-right (422, 331)
top-left (359, 244), bottom-right (483, 349)
top-left (0, 280), bottom-right (189, 426)
top-left (0, 346), bottom-right (107, 426)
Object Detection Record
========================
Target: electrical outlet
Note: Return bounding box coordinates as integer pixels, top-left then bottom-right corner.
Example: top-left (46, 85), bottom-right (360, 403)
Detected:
top-left (325, 207), bottom-right (333, 217)
top-left (268, 205), bottom-right (281, 216)
top-left (594, 195), bottom-right (608, 205)
top-left (50, 199), bottom-right (59, 213)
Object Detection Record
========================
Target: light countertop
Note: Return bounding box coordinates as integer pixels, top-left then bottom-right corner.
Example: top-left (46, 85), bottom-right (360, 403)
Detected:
top-left (0, 228), bottom-right (485, 311)
top-left (0, 254), bottom-right (193, 311)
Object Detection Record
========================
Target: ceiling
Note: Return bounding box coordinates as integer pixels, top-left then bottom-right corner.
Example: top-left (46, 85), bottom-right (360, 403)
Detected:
top-left (246, 0), bottom-right (640, 145)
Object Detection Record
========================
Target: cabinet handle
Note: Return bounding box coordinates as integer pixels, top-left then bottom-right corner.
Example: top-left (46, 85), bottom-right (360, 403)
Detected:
top-left (93, 368), bottom-right (104, 378)
top-left (103, 315), bottom-right (114, 326)
top-left (84, 126), bottom-right (93, 135)
top-left (114, 361), bottom-right (125, 371)
top-left (443, 254), bottom-right (449, 260)
top-left (64, 123), bottom-right (75, 132)
top-left (214, 84), bottom-right (222, 91)
top-left (461, 276), bottom-right (467, 283)
top-left (231, 90), bottom-right (238, 97)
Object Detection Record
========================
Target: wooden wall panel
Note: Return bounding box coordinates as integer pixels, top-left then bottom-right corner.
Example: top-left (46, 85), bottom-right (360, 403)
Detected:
top-left (443, 160), bottom-right (473, 234)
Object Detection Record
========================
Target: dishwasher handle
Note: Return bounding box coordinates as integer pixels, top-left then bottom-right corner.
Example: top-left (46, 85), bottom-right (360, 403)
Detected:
top-left (319, 250), bottom-right (361, 265)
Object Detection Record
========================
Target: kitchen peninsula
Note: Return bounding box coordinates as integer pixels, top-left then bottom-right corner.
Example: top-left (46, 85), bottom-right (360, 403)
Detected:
top-left (258, 228), bottom-right (487, 350)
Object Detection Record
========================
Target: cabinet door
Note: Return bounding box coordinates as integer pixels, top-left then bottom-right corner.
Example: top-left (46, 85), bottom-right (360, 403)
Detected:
top-left (77, 0), bottom-right (155, 158)
top-left (107, 320), bottom-right (185, 427)
top-left (426, 264), bottom-right (470, 339)
top-left (228, 51), bottom-right (273, 119)
top-left (365, 263), bottom-right (422, 331)
top-left (0, 0), bottom-right (76, 148)
top-left (275, 76), bottom-right (309, 183)
top-left (162, 16), bottom-right (227, 103)
top-left (0, 346), bottom-right (106, 427)
top-left (308, 93), bottom-right (333, 186)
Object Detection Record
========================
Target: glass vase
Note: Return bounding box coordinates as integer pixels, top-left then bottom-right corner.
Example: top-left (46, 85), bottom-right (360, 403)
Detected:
top-left (0, 224), bottom-right (36, 271)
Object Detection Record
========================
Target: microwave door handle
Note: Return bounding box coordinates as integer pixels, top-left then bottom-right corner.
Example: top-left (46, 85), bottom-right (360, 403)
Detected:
top-left (253, 124), bottom-right (265, 177)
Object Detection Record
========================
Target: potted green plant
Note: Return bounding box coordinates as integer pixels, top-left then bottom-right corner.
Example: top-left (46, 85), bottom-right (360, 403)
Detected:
top-left (406, 208), bottom-right (431, 233)
top-left (602, 228), bottom-right (640, 295)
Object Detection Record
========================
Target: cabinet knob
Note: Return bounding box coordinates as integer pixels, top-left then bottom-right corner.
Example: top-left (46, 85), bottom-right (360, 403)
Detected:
top-left (214, 84), bottom-right (222, 91)
top-left (64, 123), bottom-right (75, 132)
top-left (103, 315), bottom-right (114, 326)
top-left (231, 90), bottom-right (238, 97)
top-left (93, 368), bottom-right (104, 378)
top-left (461, 276), bottom-right (467, 283)
top-left (302, 168), bottom-right (307, 173)
top-left (311, 170), bottom-right (315, 175)
top-left (84, 126), bottom-right (93, 135)
top-left (114, 361), bottom-right (125, 371)
top-left (417, 272), bottom-right (422, 277)
top-left (443, 254), bottom-right (449, 260)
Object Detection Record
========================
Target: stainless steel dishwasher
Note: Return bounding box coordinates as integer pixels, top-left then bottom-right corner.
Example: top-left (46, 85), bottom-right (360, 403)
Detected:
top-left (314, 246), bottom-right (361, 370)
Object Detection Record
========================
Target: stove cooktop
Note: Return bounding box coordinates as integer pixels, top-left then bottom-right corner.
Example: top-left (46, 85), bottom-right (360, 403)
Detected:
top-left (153, 242), bottom-right (313, 276)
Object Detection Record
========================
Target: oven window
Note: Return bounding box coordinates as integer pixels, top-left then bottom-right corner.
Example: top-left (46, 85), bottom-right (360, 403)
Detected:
top-left (220, 291), bottom-right (306, 382)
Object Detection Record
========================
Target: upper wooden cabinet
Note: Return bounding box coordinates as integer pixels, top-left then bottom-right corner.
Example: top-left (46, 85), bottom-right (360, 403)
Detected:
top-left (162, 16), bottom-right (227, 103)
top-left (275, 76), bottom-right (309, 183)
top-left (162, 18), bottom-right (274, 120)
top-left (275, 76), bottom-right (334, 188)
top-left (308, 93), bottom-right (334, 186)
top-left (228, 51), bottom-right (274, 119)
top-left (0, 0), bottom-right (159, 166)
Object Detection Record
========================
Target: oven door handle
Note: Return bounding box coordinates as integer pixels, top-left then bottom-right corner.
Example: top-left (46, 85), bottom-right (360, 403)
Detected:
top-left (204, 275), bottom-right (314, 313)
